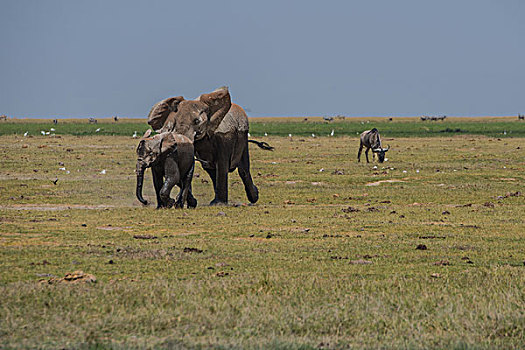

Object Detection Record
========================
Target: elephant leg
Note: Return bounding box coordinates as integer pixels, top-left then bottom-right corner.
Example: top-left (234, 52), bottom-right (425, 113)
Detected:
top-left (238, 145), bottom-right (259, 204)
top-left (204, 167), bottom-right (217, 190)
top-left (203, 167), bottom-right (218, 206)
top-left (174, 184), bottom-right (184, 209)
top-left (203, 167), bottom-right (224, 206)
top-left (177, 181), bottom-right (197, 208)
top-left (186, 183), bottom-right (198, 208)
top-left (176, 164), bottom-right (194, 209)
top-left (159, 166), bottom-right (179, 209)
top-left (210, 165), bottom-right (228, 205)
top-left (152, 165), bottom-right (165, 208)
top-left (185, 164), bottom-right (197, 208)
top-left (365, 148), bottom-right (370, 163)
top-left (210, 150), bottom-right (229, 205)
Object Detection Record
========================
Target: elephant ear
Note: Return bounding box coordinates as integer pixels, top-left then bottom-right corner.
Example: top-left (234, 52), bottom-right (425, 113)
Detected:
top-left (147, 96), bottom-right (185, 132)
top-left (160, 132), bottom-right (177, 155)
top-left (198, 86), bottom-right (231, 136)
top-left (159, 111), bottom-right (178, 133)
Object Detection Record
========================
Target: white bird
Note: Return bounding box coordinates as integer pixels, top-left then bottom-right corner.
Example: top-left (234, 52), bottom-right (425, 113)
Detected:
top-left (403, 170), bottom-right (407, 173)
top-left (288, 133), bottom-right (292, 138)
top-left (416, 169), bottom-right (420, 173)
top-left (50, 128), bottom-right (55, 131)
top-left (330, 129), bottom-right (334, 136)
top-left (132, 131), bottom-right (138, 138)
top-left (59, 167), bottom-right (66, 171)
top-left (45, 131), bottom-right (50, 135)
top-left (264, 132), bottom-right (268, 137)
top-left (248, 132), bottom-right (251, 137)
top-left (100, 169), bottom-right (106, 175)
top-left (41, 131), bottom-right (46, 135)
top-left (503, 131), bottom-right (507, 135)
top-left (373, 166), bottom-right (377, 169)
top-left (24, 132), bottom-right (28, 137)
top-left (319, 168), bottom-right (324, 172)
top-left (95, 128), bottom-right (101, 132)
top-left (66, 170), bottom-right (70, 174)
top-left (311, 133), bottom-right (316, 138)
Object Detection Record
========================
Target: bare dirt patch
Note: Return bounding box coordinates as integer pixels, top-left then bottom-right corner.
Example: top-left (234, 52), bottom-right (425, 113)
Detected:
top-left (365, 179), bottom-right (405, 186)
top-left (97, 226), bottom-right (132, 231)
top-left (42, 271), bottom-right (97, 284)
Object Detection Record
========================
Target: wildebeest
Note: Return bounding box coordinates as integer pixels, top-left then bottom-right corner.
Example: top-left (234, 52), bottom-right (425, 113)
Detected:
top-left (88, 117), bottom-right (97, 124)
top-left (518, 114), bottom-right (524, 120)
top-left (53, 119), bottom-right (58, 124)
top-left (421, 115), bottom-right (446, 121)
top-left (358, 128), bottom-right (390, 163)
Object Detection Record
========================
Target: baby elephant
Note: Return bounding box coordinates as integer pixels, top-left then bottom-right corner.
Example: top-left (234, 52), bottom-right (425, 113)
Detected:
top-left (135, 131), bottom-right (197, 208)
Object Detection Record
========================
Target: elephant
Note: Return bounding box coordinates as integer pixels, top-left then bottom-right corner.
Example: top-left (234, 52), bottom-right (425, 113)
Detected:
top-left (147, 87), bottom-right (272, 206)
top-left (135, 130), bottom-right (197, 209)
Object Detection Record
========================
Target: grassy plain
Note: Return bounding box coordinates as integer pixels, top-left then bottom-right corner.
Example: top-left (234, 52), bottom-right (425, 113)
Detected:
top-left (1, 116), bottom-right (524, 138)
top-left (0, 117), bottom-right (524, 349)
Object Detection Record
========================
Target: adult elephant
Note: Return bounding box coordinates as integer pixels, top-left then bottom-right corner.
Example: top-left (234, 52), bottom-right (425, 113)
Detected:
top-left (147, 87), bottom-right (269, 205)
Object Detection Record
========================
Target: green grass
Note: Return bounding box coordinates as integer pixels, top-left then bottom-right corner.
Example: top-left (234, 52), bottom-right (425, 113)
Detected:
top-left (1, 116), bottom-right (524, 138)
top-left (0, 119), bottom-right (524, 349)
top-left (249, 117), bottom-right (525, 138)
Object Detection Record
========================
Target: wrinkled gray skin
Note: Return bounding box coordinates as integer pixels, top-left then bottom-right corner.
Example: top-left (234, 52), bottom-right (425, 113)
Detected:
top-left (136, 131), bottom-right (197, 209)
top-left (358, 128), bottom-right (390, 163)
top-left (147, 87), bottom-right (261, 206)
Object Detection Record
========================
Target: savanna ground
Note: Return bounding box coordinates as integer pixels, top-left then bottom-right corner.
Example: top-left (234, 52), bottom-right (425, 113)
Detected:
top-left (0, 117), bottom-right (524, 349)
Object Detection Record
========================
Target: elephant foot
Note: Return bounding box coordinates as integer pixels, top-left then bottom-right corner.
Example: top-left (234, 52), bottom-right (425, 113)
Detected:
top-left (209, 198), bottom-right (228, 206)
top-left (166, 197), bottom-right (176, 208)
top-left (187, 197), bottom-right (198, 209)
top-left (246, 185), bottom-right (259, 204)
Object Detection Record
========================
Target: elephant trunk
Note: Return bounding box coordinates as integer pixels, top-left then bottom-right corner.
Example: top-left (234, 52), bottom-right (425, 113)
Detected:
top-left (136, 162), bottom-right (148, 205)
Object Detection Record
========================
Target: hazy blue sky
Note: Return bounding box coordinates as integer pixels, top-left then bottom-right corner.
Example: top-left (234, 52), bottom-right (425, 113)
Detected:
top-left (1, 0), bottom-right (524, 118)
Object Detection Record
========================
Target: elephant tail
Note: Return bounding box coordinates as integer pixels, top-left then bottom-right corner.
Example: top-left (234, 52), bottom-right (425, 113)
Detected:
top-left (248, 139), bottom-right (274, 151)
